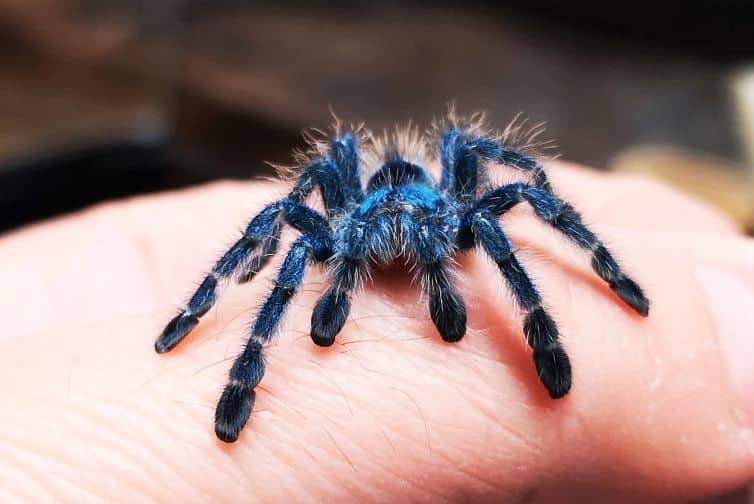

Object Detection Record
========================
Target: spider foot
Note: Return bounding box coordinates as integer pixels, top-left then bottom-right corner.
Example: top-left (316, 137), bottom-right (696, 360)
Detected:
top-left (311, 290), bottom-right (350, 347)
top-left (610, 276), bottom-right (650, 317)
top-left (429, 294), bottom-right (467, 343)
top-left (215, 384), bottom-right (255, 443)
top-left (533, 345), bottom-right (572, 399)
top-left (155, 311), bottom-right (199, 353)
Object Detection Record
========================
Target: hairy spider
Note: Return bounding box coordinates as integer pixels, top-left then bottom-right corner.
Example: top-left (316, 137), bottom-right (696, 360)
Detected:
top-left (155, 113), bottom-right (649, 443)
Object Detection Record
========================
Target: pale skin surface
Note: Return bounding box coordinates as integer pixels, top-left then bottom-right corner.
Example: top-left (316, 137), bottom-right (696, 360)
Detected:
top-left (0, 162), bottom-right (752, 503)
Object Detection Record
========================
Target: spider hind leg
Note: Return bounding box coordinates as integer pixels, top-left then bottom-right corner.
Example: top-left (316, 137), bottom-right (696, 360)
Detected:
top-left (525, 188), bottom-right (650, 316)
top-left (471, 210), bottom-right (571, 398)
top-left (473, 183), bottom-right (650, 317)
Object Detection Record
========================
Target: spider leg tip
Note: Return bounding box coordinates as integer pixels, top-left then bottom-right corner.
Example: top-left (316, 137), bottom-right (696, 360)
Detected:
top-left (214, 385), bottom-right (255, 444)
top-left (547, 383), bottom-right (571, 400)
top-left (611, 277), bottom-right (650, 317)
top-left (154, 339), bottom-right (170, 354)
top-left (625, 291), bottom-right (650, 317)
top-left (534, 346), bottom-right (572, 399)
top-left (155, 311), bottom-right (199, 353)
top-left (310, 290), bottom-right (350, 346)
top-left (215, 424), bottom-right (241, 444)
top-left (434, 309), bottom-right (467, 343)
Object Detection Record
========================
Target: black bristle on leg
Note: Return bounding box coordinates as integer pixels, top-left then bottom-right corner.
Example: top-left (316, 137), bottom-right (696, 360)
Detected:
top-left (533, 345), bottom-right (572, 399)
top-left (215, 341), bottom-right (266, 443)
top-left (609, 275), bottom-right (649, 317)
top-left (424, 262), bottom-right (467, 343)
top-left (524, 308), bottom-right (572, 398)
top-left (591, 245), bottom-right (650, 316)
top-left (310, 257), bottom-right (363, 347)
top-left (215, 384), bottom-right (255, 443)
top-left (472, 211), bottom-right (573, 397)
top-left (429, 293), bottom-right (467, 343)
top-left (310, 290), bottom-right (350, 347)
top-left (523, 307), bottom-right (558, 349)
top-left (155, 311), bottom-right (199, 353)
top-left (238, 227), bottom-right (281, 284)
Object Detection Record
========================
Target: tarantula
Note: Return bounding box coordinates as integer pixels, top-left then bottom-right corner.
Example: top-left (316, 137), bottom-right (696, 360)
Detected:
top-left (155, 113), bottom-right (649, 443)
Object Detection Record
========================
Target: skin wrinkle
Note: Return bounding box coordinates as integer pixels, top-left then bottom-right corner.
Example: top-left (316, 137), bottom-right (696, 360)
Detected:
top-left (84, 400), bottom-right (198, 501)
top-left (312, 338), bottom-right (502, 500)
top-left (0, 456), bottom-right (59, 502)
top-left (454, 377), bottom-right (544, 457)
top-left (312, 322), bottom-right (540, 500)
top-left (9, 397), bottom-right (161, 502)
top-left (2, 442), bottom-right (81, 501)
top-left (330, 407), bottom-right (442, 501)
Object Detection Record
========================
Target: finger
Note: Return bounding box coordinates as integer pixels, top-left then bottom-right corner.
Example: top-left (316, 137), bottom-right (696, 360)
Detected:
top-left (481, 229), bottom-right (754, 502)
top-left (0, 163), bottom-right (740, 337)
top-left (0, 231), bottom-right (752, 502)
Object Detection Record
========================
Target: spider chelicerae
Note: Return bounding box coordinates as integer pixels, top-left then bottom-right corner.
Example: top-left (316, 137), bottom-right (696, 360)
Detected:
top-left (155, 113), bottom-right (649, 443)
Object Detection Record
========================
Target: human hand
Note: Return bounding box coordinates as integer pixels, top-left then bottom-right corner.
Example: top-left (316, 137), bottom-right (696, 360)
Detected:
top-left (0, 162), bottom-right (752, 502)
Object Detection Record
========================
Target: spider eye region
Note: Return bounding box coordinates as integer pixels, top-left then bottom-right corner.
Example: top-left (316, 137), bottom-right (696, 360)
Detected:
top-left (366, 159), bottom-right (433, 191)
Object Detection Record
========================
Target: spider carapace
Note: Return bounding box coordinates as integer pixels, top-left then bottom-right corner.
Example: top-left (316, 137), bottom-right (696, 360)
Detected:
top-left (155, 113), bottom-right (649, 443)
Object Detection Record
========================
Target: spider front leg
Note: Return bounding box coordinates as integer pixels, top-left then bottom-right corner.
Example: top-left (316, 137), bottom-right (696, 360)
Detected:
top-left (414, 216), bottom-right (467, 342)
top-left (468, 210), bottom-right (571, 398)
top-left (155, 203), bottom-right (283, 353)
top-left (476, 183), bottom-right (649, 316)
top-left (309, 215), bottom-right (372, 347)
top-left (215, 231), bottom-right (333, 442)
top-left (155, 159), bottom-right (346, 353)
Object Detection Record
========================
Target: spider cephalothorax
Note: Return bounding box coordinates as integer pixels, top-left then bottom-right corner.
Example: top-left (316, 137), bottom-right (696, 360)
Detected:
top-left (155, 113), bottom-right (649, 443)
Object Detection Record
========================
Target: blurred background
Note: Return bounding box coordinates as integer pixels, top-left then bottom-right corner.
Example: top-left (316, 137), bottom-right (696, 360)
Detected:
top-left (1, 0), bottom-right (754, 234)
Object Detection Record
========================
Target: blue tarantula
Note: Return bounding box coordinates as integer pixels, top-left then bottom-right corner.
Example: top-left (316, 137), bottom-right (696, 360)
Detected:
top-left (155, 114), bottom-right (649, 443)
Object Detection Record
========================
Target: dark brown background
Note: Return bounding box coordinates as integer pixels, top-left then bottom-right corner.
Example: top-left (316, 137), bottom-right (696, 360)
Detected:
top-left (0, 1), bottom-right (752, 232)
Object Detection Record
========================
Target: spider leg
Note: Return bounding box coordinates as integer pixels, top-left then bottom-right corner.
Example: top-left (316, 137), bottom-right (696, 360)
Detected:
top-left (470, 210), bottom-right (571, 398)
top-left (215, 231), bottom-right (333, 443)
top-left (309, 257), bottom-right (365, 347)
top-left (440, 130), bottom-right (552, 192)
top-left (423, 261), bottom-right (466, 342)
top-left (288, 158), bottom-right (346, 215)
top-left (414, 214), bottom-right (467, 342)
top-left (474, 183), bottom-right (649, 316)
top-left (469, 136), bottom-right (552, 191)
top-left (329, 133), bottom-right (364, 203)
top-left (309, 212), bottom-right (375, 347)
top-left (154, 200), bottom-right (332, 353)
top-left (439, 130), bottom-right (479, 205)
top-left (236, 146), bottom-right (351, 282)
top-left (236, 227), bottom-right (280, 284)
